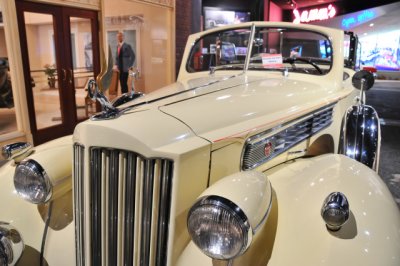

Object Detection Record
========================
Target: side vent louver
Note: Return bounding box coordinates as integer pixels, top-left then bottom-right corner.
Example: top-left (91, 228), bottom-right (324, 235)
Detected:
top-left (242, 105), bottom-right (334, 170)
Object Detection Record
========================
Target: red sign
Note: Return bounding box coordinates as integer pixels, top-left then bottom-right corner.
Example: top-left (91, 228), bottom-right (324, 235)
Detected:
top-left (293, 4), bottom-right (336, 24)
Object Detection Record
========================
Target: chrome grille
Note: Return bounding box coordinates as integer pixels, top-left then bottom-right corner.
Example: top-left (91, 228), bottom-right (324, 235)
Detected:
top-left (73, 145), bottom-right (174, 266)
top-left (242, 105), bottom-right (334, 170)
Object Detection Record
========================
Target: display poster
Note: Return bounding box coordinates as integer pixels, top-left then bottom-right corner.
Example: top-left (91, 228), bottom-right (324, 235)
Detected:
top-left (360, 30), bottom-right (400, 71)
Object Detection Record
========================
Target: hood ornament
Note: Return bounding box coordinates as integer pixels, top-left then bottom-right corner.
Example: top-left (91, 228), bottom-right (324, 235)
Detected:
top-left (87, 46), bottom-right (144, 120)
top-left (88, 46), bottom-right (121, 120)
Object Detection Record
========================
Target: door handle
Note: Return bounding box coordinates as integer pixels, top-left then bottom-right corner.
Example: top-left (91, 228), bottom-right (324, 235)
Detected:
top-left (62, 69), bottom-right (67, 81)
top-left (68, 69), bottom-right (73, 84)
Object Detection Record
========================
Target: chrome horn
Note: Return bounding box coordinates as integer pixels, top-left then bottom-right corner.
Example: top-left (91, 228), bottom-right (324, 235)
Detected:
top-left (339, 70), bottom-right (380, 171)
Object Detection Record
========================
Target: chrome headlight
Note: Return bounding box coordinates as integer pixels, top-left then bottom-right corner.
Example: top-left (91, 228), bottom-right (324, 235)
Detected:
top-left (14, 159), bottom-right (52, 204)
top-left (187, 195), bottom-right (252, 260)
top-left (0, 222), bottom-right (24, 265)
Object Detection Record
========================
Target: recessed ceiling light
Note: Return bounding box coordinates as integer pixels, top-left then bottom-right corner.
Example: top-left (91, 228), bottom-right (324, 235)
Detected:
top-left (369, 23), bottom-right (374, 27)
top-left (363, 33), bottom-right (368, 36)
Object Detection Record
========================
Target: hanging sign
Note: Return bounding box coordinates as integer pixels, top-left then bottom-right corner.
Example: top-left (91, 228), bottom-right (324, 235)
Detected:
top-left (293, 4), bottom-right (336, 24)
top-left (341, 10), bottom-right (376, 29)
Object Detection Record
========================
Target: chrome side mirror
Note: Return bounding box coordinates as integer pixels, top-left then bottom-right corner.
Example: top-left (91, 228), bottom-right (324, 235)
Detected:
top-left (352, 70), bottom-right (374, 105)
top-left (352, 70), bottom-right (374, 91)
top-left (339, 69), bottom-right (380, 171)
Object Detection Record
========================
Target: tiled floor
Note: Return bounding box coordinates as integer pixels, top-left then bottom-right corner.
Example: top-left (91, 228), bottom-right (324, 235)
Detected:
top-left (0, 107), bottom-right (17, 135)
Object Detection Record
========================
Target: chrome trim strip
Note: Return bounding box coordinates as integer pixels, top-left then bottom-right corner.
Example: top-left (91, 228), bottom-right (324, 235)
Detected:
top-left (73, 144), bottom-right (85, 266)
top-left (253, 181), bottom-right (273, 233)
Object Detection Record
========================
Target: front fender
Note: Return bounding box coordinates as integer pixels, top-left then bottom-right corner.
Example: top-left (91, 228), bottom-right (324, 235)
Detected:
top-left (178, 154), bottom-right (400, 266)
top-left (0, 136), bottom-right (75, 266)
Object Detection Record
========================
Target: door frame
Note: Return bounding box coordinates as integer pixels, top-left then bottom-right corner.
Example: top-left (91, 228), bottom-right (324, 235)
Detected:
top-left (16, 0), bottom-right (100, 145)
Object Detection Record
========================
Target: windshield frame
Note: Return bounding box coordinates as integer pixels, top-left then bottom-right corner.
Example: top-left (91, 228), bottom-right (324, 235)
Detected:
top-left (186, 24), bottom-right (334, 76)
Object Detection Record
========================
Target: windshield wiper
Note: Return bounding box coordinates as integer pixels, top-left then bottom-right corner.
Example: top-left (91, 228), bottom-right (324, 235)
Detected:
top-left (209, 64), bottom-right (245, 75)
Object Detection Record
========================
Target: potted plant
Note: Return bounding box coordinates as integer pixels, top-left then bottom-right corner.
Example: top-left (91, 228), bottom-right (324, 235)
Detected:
top-left (44, 63), bottom-right (56, 88)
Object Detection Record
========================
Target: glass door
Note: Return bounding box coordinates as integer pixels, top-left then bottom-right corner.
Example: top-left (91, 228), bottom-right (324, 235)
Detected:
top-left (16, 1), bottom-right (99, 145)
top-left (62, 7), bottom-right (100, 122)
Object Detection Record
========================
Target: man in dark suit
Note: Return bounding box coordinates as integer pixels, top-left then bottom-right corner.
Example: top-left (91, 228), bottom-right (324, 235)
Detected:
top-left (114, 31), bottom-right (136, 94)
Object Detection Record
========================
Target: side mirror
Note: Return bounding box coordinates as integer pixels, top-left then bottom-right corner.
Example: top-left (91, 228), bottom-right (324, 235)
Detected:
top-left (352, 70), bottom-right (374, 91)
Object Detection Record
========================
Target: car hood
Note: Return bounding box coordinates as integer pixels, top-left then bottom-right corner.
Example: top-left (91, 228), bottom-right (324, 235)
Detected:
top-left (150, 73), bottom-right (348, 145)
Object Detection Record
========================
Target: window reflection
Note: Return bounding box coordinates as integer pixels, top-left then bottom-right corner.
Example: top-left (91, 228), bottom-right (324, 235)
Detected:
top-left (0, 29), bottom-right (17, 135)
top-left (24, 12), bottom-right (62, 130)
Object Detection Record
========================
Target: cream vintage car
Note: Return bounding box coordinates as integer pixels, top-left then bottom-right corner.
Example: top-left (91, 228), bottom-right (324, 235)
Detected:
top-left (1, 22), bottom-right (400, 266)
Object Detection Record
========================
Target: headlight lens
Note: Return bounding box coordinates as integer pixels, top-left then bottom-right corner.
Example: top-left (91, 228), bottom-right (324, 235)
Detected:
top-left (14, 159), bottom-right (52, 204)
top-left (187, 195), bottom-right (252, 260)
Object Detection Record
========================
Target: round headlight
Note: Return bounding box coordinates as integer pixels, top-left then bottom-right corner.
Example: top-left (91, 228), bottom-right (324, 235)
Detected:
top-left (14, 159), bottom-right (52, 204)
top-left (0, 222), bottom-right (24, 265)
top-left (187, 195), bottom-right (252, 260)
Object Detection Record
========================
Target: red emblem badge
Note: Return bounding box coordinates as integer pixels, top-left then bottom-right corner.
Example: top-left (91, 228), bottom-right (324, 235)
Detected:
top-left (264, 141), bottom-right (275, 158)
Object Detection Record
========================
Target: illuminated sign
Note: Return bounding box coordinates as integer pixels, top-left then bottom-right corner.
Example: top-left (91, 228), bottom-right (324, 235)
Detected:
top-left (341, 10), bottom-right (375, 29)
top-left (293, 4), bottom-right (336, 24)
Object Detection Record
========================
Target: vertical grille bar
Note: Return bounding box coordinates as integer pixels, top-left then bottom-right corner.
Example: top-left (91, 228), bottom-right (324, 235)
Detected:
top-left (108, 150), bottom-right (120, 266)
top-left (156, 160), bottom-right (174, 266)
top-left (124, 153), bottom-right (137, 266)
top-left (140, 160), bottom-right (155, 265)
top-left (90, 149), bottom-right (102, 265)
top-left (74, 144), bottom-right (85, 266)
top-left (75, 147), bottom-right (173, 266)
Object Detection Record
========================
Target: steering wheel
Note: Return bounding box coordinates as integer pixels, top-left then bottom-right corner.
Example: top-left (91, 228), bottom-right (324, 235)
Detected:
top-left (283, 57), bottom-right (323, 74)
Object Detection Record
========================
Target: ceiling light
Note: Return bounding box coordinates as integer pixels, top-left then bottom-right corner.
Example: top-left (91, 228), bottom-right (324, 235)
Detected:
top-left (369, 23), bottom-right (374, 27)
top-left (287, 0), bottom-right (297, 8)
top-left (363, 33), bottom-right (368, 36)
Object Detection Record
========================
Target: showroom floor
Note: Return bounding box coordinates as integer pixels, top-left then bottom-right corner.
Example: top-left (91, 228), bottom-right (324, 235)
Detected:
top-left (378, 125), bottom-right (400, 208)
top-left (366, 80), bottom-right (400, 209)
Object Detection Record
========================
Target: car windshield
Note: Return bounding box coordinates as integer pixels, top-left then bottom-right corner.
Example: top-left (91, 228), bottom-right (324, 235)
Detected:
top-left (187, 26), bottom-right (332, 75)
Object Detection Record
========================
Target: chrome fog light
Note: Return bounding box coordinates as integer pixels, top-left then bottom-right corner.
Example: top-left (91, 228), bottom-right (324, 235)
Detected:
top-left (187, 195), bottom-right (252, 260)
top-left (14, 159), bottom-right (52, 204)
top-left (0, 222), bottom-right (24, 266)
